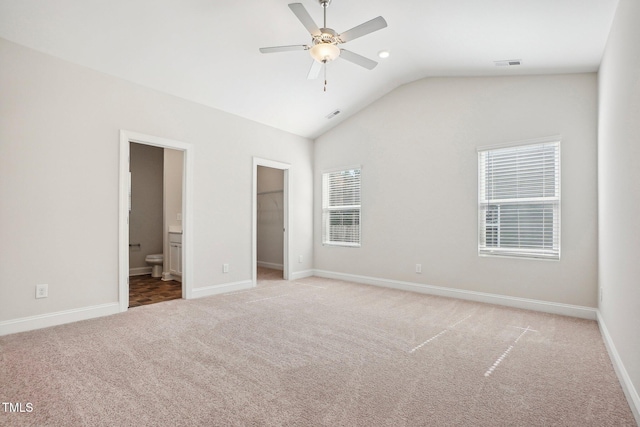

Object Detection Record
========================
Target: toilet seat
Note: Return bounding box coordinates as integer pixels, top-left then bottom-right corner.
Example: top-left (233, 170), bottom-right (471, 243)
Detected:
top-left (145, 254), bottom-right (164, 278)
top-left (145, 254), bottom-right (163, 262)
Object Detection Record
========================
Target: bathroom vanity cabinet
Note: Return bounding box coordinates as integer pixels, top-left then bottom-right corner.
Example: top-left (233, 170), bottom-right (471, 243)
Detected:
top-left (169, 232), bottom-right (182, 279)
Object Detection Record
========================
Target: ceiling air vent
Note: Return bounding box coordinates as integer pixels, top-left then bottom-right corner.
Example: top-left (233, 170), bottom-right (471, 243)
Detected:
top-left (494, 59), bottom-right (522, 67)
top-left (326, 109), bottom-right (341, 119)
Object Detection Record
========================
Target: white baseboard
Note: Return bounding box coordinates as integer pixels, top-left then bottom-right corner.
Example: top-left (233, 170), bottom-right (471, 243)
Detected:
top-left (129, 266), bottom-right (152, 276)
top-left (313, 270), bottom-right (597, 320)
top-left (0, 302), bottom-right (120, 336)
top-left (290, 269), bottom-right (315, 280)
top-left (257, 261), bottom-right (283, 270)
top-left (191, 280), bottom-right (254, 299)
top-left (597, 311), bottom-right (640, 424)
top-left (161, 271), bottom-right (182, 282)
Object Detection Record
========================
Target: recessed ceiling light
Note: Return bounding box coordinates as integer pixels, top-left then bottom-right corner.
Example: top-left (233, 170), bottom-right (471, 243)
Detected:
top-left (378, 50), bottom-right (390, 59)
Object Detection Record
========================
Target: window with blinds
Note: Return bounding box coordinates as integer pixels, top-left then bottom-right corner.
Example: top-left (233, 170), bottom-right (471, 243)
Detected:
top-left (322, 168), bottom-right (361, 247)
top-left (478, 140), bottom-right (560, 260)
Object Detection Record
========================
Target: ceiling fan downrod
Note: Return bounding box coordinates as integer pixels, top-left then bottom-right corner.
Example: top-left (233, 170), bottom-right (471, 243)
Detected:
top-left (319, 0), bottom-right (331, 28)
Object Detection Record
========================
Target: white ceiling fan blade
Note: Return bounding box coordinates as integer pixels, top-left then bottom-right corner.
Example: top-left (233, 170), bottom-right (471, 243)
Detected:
top-left (259, 45), bottom-right (308, 54)
top-left (339, 16), bottom-right (387, 43)
top-left (307, 60), bottom-right (322, 79)
top-left (339, 49), bottom-right (378, 70)
top-left (288, 3), bottom-right (321, 36)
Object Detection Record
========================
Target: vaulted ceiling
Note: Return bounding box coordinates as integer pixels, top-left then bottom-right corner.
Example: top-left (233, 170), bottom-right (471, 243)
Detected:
top-left (0, 0), bottom-right (619, 138)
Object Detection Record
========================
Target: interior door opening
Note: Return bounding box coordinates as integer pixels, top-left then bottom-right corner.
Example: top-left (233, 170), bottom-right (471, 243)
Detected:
top-left (256, 166), bottom-right (285, 280)
top-left (252, 158), bottom-right (290, 285)
top-left (119, 130), bottom-right (193, 312)
top-left (128, 143), bottom-right (184, 308)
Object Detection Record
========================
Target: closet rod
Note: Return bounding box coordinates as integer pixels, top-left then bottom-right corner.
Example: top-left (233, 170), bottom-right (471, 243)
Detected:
top-left (257, 190), bottom-right (283, 195)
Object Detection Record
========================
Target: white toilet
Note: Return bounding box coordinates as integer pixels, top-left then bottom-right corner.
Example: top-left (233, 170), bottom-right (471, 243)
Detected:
top-left (145, 254), bottom-right (164, 278)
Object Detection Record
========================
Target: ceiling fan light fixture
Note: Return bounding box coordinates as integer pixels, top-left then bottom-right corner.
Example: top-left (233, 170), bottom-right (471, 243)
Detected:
top-left (310, 43), bottom-right (340, 62)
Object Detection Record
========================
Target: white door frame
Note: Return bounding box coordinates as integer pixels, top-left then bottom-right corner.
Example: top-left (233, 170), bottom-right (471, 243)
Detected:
top-left (252, 157), bottom-right (291, 285)
top-left (119, 130), bottom-right (194, 312)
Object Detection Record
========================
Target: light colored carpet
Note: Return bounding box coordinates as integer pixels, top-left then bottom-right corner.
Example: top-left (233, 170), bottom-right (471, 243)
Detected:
top-left (1, 268), bottom-right (636, 426)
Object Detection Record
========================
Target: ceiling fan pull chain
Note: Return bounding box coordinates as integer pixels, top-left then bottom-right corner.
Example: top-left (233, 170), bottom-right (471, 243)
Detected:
top-left (324, 62), bottom-right (328, 92)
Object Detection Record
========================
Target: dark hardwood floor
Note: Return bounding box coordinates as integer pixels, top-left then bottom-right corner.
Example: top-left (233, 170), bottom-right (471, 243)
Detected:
top-left (129, 268), bottom-right (282, 308)
top-left (129, 275), bottom-right (182, 308)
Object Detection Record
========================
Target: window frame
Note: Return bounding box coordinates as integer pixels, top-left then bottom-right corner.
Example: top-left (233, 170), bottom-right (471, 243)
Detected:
top-left (477, 137), bottom-right (561, 261)
top-left (321, 167), bottom-right (362, 248)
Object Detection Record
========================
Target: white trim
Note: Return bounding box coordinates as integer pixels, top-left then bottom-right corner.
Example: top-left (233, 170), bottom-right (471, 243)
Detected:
top-left (597, 311), bottom-right (640, 424)
top-left (290, 269), bottom-right (315, 280)
top-left (119, 130), bottom-right (194, 312)
top-left (0, 303), bottom-right (120, 336)
top-left (257, 261), bottom-right (283, 270)
top-left (476, 140), bottom-right (562, 261)
top-left (129, 267), bottom-right (152, 276)
top-left (313, 270), bottom-right (597, 320)
top-left (320, 164), bottom-right (363, 175)
top-left (321, 167), bottom-right (362, 247)
top-left (161, 275), bottom-right (182, 282)
top-left (252, 158), bottom-right (291, 287)
top-left (191, 280), bottom-right (254, 299)
top-left (477, 134), bottom-right (562, 152)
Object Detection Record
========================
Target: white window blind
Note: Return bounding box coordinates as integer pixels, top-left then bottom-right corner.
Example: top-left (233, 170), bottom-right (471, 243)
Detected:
top-left (478, 141), bottom-right (560, 260)
top-left (322, 168), bottom-right (361, 247)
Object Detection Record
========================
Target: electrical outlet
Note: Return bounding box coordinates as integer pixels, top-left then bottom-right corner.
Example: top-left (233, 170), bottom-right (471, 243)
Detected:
top-left (600, 287), bottom-right (603, 302)
top-left (36, 284), bottom-right (48, 299)
top-left (415, 264), bottom-right (422, 274)
top-left (177, 213), bottom-right (182, 221)
top-left (223, 263), bottom-right (229, 273)
top-left (298, 255), bottom-right (303, 263)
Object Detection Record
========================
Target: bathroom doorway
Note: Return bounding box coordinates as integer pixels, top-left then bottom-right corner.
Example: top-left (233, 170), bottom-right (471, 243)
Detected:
top-left (128, 143), bottom-right (183, 307)
top-left (119, 131), bottom-right (193, 312)
top-left (252, 158), bottom-right (290, 285)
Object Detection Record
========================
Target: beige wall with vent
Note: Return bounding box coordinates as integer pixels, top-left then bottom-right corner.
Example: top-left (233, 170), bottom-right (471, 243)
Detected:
top-left (314, 73), bottom-right (598, 307)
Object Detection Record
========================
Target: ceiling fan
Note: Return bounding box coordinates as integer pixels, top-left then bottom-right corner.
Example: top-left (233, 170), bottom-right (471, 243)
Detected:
top-left (259, 0), bottom-right (388, 86)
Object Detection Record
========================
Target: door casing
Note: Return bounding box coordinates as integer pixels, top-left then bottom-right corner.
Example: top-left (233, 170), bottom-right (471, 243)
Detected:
top-left (119, 130), bottom-right (194, 312)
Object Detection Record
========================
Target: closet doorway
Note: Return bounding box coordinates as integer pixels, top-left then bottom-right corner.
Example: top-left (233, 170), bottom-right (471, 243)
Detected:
top-left (252, 158), bottom-right (290, 285)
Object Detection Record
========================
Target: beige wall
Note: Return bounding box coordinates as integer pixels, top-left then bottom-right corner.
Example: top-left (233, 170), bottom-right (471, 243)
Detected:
top-left (598, 0), bottom-right (640, 418)
top-left (0, 38), bottom-right (314, 322)
top-left (315, 73), bottom-right (598, 307)
top-left (129, 142), bottom-right (164, 270)
top-left (128, 144), bottom-right (182, 274)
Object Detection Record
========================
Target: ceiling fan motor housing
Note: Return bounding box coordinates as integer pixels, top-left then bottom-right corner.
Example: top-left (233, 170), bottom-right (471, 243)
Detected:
top-left (310, 27), bottom-right (341, 62)
top-left (313, 28), bottom-right (339, 45)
